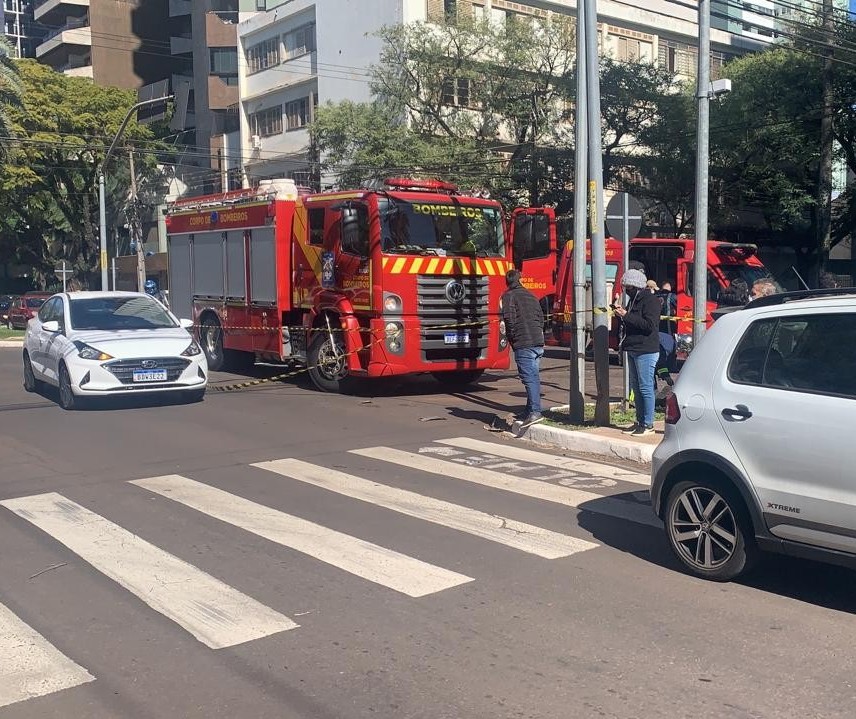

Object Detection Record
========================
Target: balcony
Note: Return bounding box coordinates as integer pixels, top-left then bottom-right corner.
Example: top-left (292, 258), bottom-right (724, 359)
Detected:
top-left (208, 75), bottom-right (238, 110)
top-left (170, 35), bottom-right (193, 55)
top-left (33, 0), bottom-right (89, 24)
top-left (169, 0), bottom-right (191, 18)
top-left (61, 64), bottom-right (93, 79)
top-left (206, 11), bottom-right (238, 47)
top-left (36, 23), bottom-right (91, 61)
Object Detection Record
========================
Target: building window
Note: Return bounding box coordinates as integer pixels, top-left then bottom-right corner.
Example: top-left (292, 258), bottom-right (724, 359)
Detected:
top-left (249, 106), bottom-right (283, 137)
top-left (247, 37), bottom-right (280, 74)
top-left (284, 24), bottom-right (315, 60)
top-left (441, 78), bottom-right (471, 108)
top-left (210, 48), bottom-right (238, 78)
top-left (285, 97), bottom-right (310, 130)
top-left (659, 39), bottom-right (697, 77)
top-left (616, 36), bottom-right (642, 62)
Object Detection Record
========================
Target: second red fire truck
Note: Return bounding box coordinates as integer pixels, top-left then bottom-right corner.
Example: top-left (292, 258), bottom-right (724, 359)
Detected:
top-left (165, 178), bottom-right (519, 392)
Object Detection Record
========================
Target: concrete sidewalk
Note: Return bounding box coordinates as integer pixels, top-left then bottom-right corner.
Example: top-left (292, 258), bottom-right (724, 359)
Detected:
top-left (0, 339), bottom-right (23, 348)
top-left (510, 410), bottom-right (662, 465)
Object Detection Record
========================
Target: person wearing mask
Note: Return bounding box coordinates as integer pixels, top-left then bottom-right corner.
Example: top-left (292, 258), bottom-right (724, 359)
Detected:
top-left (501, 269), bottom-right (545, 427)
top-left (614, 269), bottom-right (661, 436)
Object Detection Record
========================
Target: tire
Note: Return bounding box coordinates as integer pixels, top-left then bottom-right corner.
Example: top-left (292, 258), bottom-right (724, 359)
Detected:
top-left (22, 352), bottom-right (41, 393)
top-left (431, 369), bottom-right (485, 387)
top-left (307, 332), bottom-right (352, 393)
top-left (57, 363), bottom-right (78, 410)
top-left (664, 478), bottom-right (758, 581)
top-left (200, 316), bottom-right (225, 371)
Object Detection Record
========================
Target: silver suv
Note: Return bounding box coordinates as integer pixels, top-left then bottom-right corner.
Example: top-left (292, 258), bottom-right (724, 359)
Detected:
top-left (651, 289), bottom-right (856, 581)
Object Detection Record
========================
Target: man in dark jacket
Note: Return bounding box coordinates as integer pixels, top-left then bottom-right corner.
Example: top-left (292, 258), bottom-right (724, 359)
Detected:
top-left (614, 268), bottom-right (661, 436)
top-left (501, 269), bottom-right (545, 427)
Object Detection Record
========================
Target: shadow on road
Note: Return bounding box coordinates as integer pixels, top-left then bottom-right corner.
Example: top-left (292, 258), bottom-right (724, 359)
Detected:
top-left (578, 493), bottom-right (856, 614)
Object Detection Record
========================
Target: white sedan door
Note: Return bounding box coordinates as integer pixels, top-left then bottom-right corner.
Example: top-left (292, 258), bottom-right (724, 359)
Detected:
top-left (713, 309), bottom-right (856, 550)
top-left (38, 297), bottom-right (68, 384)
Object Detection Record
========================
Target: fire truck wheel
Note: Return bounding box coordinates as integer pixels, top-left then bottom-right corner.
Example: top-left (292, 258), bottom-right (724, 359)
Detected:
top-left (431, 369), bottom-right (485, 387)
top-left (200, 316), bottom-right (225, 371)
top-left (307, 333), bottom-right (352, 393)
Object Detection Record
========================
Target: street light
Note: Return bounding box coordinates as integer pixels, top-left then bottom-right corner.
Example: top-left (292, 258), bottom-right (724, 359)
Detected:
top-left (98, 95), bottom-right (173, 291)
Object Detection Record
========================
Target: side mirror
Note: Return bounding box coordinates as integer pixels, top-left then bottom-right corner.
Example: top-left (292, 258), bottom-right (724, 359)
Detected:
top-left (179, 318), bottom-right (194, 329)
top-left (42, 320), bottom-right (60, 333)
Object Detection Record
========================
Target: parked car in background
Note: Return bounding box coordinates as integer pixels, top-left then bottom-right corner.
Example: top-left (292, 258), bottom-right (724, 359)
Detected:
top-left (1, 295), bottom-right (15, 328)
top-left (651, 288), bottom-right (856, 581)
top-left (23, 291), bottom-right (207, 409)
top-left (8, 292), bottom-right (51, 329)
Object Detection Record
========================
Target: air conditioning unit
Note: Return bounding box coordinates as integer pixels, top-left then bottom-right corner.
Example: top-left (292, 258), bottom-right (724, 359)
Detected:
top-left (251, 135), bottom-right (262, 150)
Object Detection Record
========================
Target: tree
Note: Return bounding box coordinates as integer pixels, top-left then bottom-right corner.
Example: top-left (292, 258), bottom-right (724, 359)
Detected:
top-left (0, 60), bottom-right (168, 289)
top-left (0, 37), bottom-right (23, 160)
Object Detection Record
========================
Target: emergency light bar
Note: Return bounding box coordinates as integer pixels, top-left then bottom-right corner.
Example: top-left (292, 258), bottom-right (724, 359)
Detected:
top-left (384, 177), bottom-right (460, 193)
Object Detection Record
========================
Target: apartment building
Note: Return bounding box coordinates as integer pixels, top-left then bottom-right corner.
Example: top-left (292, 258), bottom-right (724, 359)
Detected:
top-left (33, 0), bottom-right (173, 85)
top-left (235, 0), bottom-right (770, 186)
top-left (4, 0), bottom-right (43, 58)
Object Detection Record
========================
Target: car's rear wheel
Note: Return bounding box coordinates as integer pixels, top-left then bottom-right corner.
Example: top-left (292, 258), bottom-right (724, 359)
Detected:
top-left (22, 352), bottom-right (41, 393)
top-left (57, 363), bottom-right (78, 410)
top-left (665, 479), bottom-right (757, 581)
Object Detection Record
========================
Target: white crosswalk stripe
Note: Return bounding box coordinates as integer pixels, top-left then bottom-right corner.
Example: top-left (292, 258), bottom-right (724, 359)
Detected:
top-left (131, 474), bottom-right (473, 597)
top-left (253, 459), bottom-right (598, 559)
top-left (0, 493), bottom-right (298, 649)
top-left (0, 600), bottom-right (94, 709)
top-left (436, 437), bottom-right (652, 487)
top-left (350, 447), bottom-right (661, 528)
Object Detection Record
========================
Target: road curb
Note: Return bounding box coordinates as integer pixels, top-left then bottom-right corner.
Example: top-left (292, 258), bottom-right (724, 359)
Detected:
top-left (0, 340), bottom-right (23, 348)
top-left (512, 420), bottom-right (656, 465)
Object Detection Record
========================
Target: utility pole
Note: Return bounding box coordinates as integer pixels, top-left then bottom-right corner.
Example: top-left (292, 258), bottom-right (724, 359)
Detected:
top-left (111, 257), bottom-right (117, 291)
top-left (98, 94), bottom-right (173, 291)
top-left (129, 148), bottom-right (146, 293)
top-left (692, 0), bottom-right (711, 349)
top-left (569, 0), bottom-right (587, 424)
top-left (817, 0), bottom-right (834, 283)
top-left (584, 0), bottom-right (609, 426)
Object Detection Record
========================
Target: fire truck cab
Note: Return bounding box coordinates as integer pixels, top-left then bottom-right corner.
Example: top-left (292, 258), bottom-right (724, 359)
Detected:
top-left (551, 237), bottom-right (771, 352)
top-left (165, 178), bottom-right (513, 392)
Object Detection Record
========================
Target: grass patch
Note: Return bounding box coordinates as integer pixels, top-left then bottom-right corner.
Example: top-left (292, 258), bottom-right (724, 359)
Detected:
top-left (544, 403), bottom-right (665, 430)
top-left (0, 327), bottom-right (24, 340)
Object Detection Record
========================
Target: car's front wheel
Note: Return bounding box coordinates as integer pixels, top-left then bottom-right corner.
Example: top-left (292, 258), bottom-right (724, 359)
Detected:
top-left (664, 479), bottom-right (758, 581)
top-left (22, 352), bottom-right (41, 393)
top-left (57, 363), bottom-right (78, 411)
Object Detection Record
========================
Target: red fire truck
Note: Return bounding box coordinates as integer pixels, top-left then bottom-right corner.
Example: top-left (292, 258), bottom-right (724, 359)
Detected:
top-left (165, 178), bottom-right (516, 392)
top-left (549, 237), bottom-right (770, 352)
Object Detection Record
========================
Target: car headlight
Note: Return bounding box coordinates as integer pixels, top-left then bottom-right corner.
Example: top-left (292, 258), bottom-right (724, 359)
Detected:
top-left (383, 293), bottom-right (402, 313)
top-left (499, 320), bottom-right (506, 336)
top-left (181, 340), bottom-right (202, 357)
top-left (74, 341), bottom-right (113, 361)
top-left (385, 322), bottom-right (401, 337)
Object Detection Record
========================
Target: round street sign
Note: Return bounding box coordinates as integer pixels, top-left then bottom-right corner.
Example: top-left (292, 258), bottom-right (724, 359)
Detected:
top-left (605, 193), bottom-right (643, 243)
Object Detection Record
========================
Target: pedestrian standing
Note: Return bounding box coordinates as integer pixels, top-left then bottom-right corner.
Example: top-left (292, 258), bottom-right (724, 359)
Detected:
top-left (501, 268), bottom-right (545, 427)
top-left (613, 269), bottom-right (661, 436)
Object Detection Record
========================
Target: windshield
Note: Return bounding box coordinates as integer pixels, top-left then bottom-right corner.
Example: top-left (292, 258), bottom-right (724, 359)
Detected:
top-left (380, 198), bottom-right (505, 257)
top-left (26, 297), bottom-right (46, 308)
top-left (718, 264), bottom-right (770, 288)
top-left (70, 296), bottom-right (177, 331)
top-left (585, 263), bottom-right (620, 282)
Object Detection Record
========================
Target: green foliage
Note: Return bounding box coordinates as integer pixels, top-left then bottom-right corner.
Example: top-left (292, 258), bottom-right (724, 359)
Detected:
top-left (0, 36), bottom-right (23, 161)
top-left (0, 60), bottom-right (168, 289)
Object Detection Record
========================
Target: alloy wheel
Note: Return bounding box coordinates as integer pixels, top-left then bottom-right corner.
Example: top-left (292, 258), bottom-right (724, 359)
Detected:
top-left (316, 337), bottom-right (347, 381)
top-left (668, 486), bottom-right (738, 570)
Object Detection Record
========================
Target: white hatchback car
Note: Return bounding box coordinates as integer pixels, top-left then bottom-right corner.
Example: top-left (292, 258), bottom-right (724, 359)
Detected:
top-left (652, 289), bottom-right (856, 581)
top-left (23, 292), bottom-right (207, 409)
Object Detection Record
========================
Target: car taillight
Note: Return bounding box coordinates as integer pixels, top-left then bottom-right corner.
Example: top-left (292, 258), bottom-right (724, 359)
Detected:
top-left (665, 393), bottom-right (681, 424)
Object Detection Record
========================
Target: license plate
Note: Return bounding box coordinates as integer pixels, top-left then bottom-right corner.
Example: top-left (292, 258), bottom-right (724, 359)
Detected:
top-left (444, 332), bottom-right (469, 345)
top-left (132, 369), bottom-right (168, 383)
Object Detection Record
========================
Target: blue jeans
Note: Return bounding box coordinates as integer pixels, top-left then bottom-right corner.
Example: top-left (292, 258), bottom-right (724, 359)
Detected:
top-left (514, 346), bottom-right (544, 416)
top-left (627, 351), bottom-right (658, 428)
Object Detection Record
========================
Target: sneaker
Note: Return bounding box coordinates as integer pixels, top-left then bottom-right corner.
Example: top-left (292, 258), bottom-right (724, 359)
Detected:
top-left (631, 425), bottom-right (655, 437)
top-left (621, 423), bottom-right (639, 434)
top-left (519, 412), bottom-right (544, 428)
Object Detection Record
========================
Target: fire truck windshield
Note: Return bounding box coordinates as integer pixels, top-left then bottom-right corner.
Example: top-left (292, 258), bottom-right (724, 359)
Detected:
top-left (380, 199), bottom-right (505, 257)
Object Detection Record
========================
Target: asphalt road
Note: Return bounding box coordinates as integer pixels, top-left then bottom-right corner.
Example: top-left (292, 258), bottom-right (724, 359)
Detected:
top-left (1, 347), bottom-right (855, 719)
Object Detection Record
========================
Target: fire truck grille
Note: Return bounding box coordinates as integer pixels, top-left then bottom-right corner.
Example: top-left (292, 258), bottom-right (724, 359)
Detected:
top-left (417, 275), bottom-right (489, 363)
top-left (104, 357), bottom-right (191, 385)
